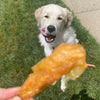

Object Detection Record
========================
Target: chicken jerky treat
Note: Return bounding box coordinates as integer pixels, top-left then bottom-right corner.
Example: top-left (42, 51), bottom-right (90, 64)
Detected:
top-left (18, 43), bottom-right (87, 100)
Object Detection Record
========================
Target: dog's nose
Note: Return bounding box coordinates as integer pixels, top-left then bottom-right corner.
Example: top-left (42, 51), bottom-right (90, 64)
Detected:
top-left (47, 25), bottom-right (55, 33)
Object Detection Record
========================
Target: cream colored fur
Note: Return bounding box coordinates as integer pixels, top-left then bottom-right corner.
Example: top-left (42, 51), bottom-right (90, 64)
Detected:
top-left (35, 4), bottom-right (79, 92)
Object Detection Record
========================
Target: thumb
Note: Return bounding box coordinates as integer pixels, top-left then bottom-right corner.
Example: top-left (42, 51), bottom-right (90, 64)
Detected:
top-left (0, 87), bottom-right (20, 100)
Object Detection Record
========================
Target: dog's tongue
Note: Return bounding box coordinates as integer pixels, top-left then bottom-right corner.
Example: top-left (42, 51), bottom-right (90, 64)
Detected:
top-left (41, 28), bottom-right (48, 36)
top-left (41, 28), bottom-right (55, 43)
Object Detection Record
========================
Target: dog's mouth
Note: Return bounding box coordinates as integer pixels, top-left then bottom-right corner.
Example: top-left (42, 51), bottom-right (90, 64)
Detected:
top-left (41, 28), bottom-right (56, 43)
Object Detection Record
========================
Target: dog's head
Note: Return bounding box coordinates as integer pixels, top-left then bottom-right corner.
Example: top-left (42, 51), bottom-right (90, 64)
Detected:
top-left (35, 4), bottom-right (73, 43)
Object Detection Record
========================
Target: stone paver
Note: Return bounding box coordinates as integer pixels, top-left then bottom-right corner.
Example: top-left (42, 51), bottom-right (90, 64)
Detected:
top-left (62, 0), bottom-right (100, 43)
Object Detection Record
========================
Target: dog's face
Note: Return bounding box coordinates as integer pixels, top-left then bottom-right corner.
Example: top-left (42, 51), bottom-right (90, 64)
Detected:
top-left (35, 4), bottom-right (73, 43)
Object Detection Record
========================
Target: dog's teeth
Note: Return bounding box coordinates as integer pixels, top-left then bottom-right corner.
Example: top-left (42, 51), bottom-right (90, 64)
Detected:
top-left (45, 37), bottom-right (54, 43)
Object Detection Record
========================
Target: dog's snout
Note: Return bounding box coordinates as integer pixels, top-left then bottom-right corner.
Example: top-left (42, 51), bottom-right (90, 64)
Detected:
top-left (47, 25), bottom-right (55, 33)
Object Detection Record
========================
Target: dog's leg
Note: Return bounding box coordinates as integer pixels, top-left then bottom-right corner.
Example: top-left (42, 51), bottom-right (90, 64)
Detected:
top-left (44, 46), bottom-right (53, 57)
top-left (61, 75), bottom-right (67, 92)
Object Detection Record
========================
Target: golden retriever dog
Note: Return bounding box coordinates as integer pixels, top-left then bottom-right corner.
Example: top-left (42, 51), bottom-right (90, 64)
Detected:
top-left (35, 4), bottom-right (79, 92)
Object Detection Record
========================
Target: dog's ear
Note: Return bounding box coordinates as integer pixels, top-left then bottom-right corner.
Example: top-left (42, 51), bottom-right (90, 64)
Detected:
top-left (66, 11), bottom-right (73, 28)
top-left (64, 8), bottom-right (73, 28)
top-left (35, 6), bottom-right (45, 26)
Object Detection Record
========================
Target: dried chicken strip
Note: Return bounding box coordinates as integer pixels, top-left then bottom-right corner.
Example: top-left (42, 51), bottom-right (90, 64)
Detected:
top-left (18, 43), bottom-right (87, 100)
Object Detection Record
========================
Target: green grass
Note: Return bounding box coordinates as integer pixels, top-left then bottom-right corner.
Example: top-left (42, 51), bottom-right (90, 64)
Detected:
top-left (0, 0), bottom-right (100, 100)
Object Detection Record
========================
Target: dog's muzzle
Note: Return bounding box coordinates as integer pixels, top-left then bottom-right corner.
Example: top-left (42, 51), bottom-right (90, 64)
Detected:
top-left (41, 28), bottom-right (56, 43)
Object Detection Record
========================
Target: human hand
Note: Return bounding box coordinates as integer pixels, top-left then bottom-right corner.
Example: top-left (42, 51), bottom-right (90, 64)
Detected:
top-left (0, 87), bottom-right (34, 100)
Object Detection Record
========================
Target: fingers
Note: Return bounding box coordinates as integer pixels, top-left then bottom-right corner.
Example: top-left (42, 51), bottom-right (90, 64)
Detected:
top-left (9, 96), bottom-right (21, 100)
top-left (0, 88), bottom-right (6, 92)
top-left (30, 98), bottom-right (35, 100)
top-left (0, 87), bottom-right (35, 100)
top-left (10, 96), bottom-right (35, 100)
top-left (0, 87), bottom-right (20, 100)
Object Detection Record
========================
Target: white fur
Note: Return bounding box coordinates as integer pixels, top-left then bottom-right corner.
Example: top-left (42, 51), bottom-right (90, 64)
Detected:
top-left (35, 4), bottom-right (79, 92)
top-left (38, 27), bottom-right (78, 56)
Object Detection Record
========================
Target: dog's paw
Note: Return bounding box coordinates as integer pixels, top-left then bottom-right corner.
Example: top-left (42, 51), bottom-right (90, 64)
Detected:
top-left (52, 81), bottom-right (56, 85)
top-left (61, 83), bottom-right (66, 92)
top-left (61, 75), bottom-right (67, 92)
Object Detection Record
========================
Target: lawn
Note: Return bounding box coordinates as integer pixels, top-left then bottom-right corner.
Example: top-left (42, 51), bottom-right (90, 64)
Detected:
top-left (0, 0), bottom-right (100, 100)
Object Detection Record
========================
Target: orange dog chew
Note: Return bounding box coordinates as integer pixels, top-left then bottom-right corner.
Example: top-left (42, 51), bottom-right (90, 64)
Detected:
top-left (18, 43), bottom-right (87, 100)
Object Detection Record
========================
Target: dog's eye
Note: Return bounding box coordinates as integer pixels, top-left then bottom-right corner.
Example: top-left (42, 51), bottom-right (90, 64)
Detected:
top-left (44, 15), bottom-right (49, 18)
top-left (57, 17), bottom-right (62, 20)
